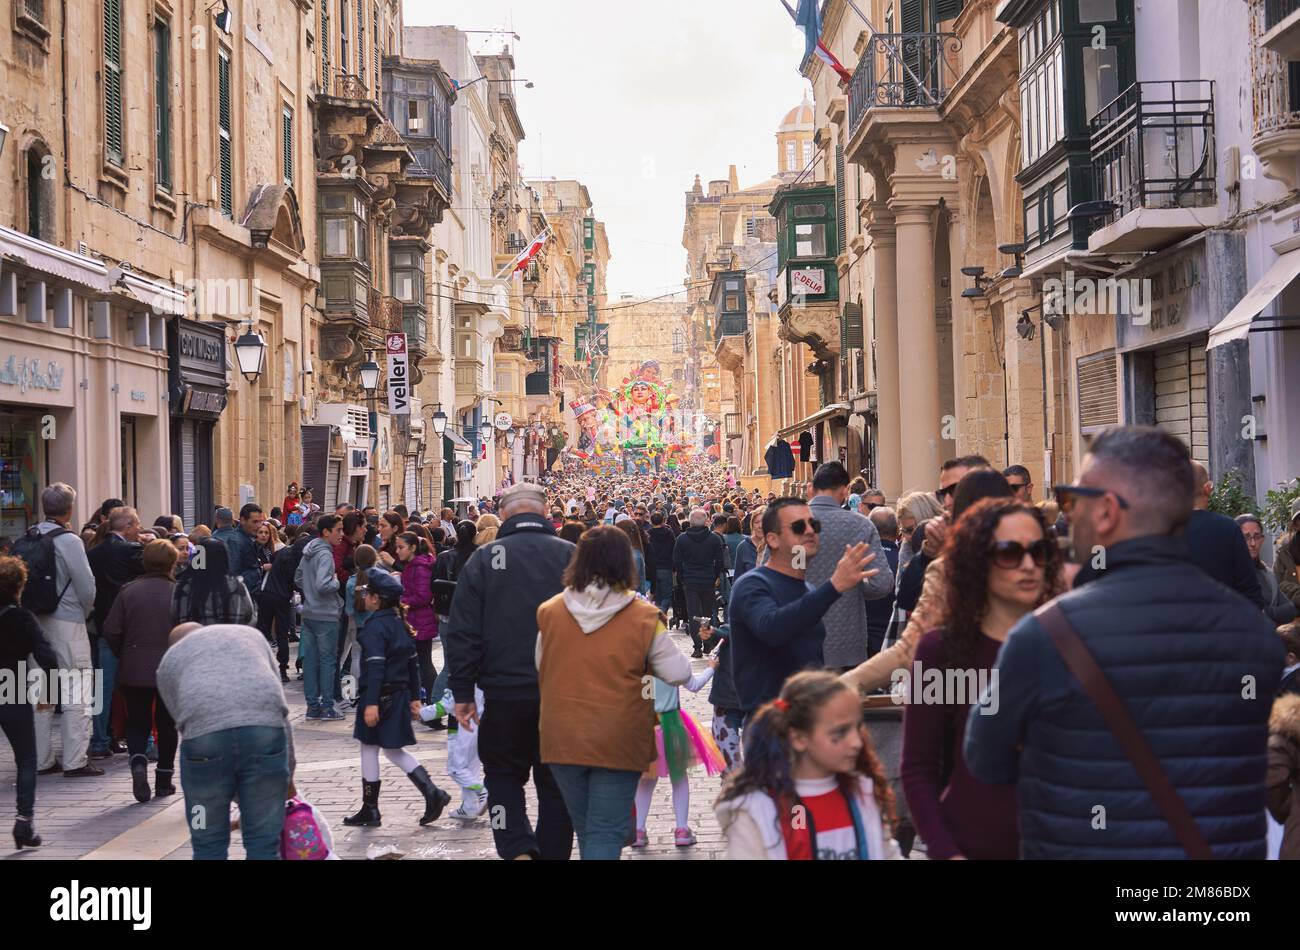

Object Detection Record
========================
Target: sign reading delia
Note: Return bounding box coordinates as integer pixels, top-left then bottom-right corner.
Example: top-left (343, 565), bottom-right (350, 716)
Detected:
top-left (791, 269), bottom-right (826, 296)
top-left (386, 333), bottom-right (409, 416)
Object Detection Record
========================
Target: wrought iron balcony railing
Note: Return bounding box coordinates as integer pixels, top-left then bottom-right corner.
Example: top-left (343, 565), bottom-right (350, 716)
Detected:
top-left (331, 71), bottom-right (372, 102)
top-left (1089, 80), bottom-right (1216, 225)
top-left (848, 32), bottom-right (960, 136)
top-left (1266, 0), bottom-right (1300, 29)
top-left (1252, 0), bottom-right (1300, 135)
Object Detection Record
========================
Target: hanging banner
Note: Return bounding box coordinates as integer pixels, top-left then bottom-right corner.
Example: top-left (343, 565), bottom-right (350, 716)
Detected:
top-left (386, 333), bottom-right (410, 416)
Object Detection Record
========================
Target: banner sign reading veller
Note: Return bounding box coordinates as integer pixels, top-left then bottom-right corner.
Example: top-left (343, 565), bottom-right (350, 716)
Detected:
top-left (386, 333), bottom-right (409, 416)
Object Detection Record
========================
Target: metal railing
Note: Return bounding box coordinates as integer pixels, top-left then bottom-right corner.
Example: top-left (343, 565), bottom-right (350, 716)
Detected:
top-left (1252, 0), bottom-right (1300, 135)
top-left (1266, 0), bottom-right (1300, 29)
top-left (332, 71), bottom-right (372, 101)
top-left (1089, 80), bottom-right (1216, 223)
top-left (848, 32), bottom-right (960, 136)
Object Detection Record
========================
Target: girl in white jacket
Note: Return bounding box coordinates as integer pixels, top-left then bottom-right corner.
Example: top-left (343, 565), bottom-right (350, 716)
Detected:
top-left (714, 670), bottom-right (902, 860)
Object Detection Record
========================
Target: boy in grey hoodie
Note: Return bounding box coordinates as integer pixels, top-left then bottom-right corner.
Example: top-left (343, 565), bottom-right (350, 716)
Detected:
top-left (294, 516), bottom-right (344, 719)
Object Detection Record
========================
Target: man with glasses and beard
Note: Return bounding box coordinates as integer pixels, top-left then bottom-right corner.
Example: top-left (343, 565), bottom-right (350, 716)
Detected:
top-left (966, 425), bottom-right (1282, 859)
top-left (728, 498), bottom-right (877, 724)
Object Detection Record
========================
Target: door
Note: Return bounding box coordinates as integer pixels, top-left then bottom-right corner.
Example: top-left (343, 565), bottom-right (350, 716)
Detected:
top-left (1153, 342), bottom-right (1209, 467)
top-left (326, 459), bottom-right (342, 509)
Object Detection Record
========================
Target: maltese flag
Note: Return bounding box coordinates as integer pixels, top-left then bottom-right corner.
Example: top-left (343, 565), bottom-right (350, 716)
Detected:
top-left (496, 227), bottom-right (551, 279)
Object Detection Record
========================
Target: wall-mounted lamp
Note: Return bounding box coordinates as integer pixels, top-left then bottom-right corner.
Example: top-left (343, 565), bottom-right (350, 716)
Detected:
top-left (233, 325), bottom-right (267, 383)
top-left (1015, 312), bottom-right (1036, 340)
top-left (960, 265), bottom-right (993, 299)
top-left (359, 353), bottom-right (381, 395)
top-left (1067, 200), bottom-right (1118, 222)
top-left (998, 243), bottom-right (1027, 279)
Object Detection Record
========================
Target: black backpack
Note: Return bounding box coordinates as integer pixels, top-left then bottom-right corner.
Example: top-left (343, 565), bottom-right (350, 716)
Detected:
top-left (12, 525), bottom-right (71, 615)
top-left (431, 550), bottom-right (462, 617)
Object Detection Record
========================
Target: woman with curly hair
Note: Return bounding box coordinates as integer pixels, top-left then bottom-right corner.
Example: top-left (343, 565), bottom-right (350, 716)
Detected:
top-left (899, 498), bottom-right (1063, 860)
top-left (714, 670), bottom-right (901, 860)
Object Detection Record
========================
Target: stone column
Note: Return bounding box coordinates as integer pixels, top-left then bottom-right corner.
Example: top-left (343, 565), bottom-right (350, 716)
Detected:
top-left (868, 205), bottom-right (902, 500)
top-left (999, 280), bottom-right (1047, 492)
top-left (892, 203), bottom-right (942, 490)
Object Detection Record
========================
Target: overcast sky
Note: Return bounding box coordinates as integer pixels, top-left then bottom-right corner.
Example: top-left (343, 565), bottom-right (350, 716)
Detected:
top-left (405, 0), bottom-right (812, 297)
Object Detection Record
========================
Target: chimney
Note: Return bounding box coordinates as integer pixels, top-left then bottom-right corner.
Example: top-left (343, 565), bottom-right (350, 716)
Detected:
top-left (728, 165), bottom-right (739, 192)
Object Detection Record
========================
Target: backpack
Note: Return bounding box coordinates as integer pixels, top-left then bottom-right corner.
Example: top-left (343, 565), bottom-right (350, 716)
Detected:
top-left (12, 526), bottom-right (71, 615)
top-left (431, 550), bottom-right (461, 617)
top-left (281, 798), bottom-right (330, 860)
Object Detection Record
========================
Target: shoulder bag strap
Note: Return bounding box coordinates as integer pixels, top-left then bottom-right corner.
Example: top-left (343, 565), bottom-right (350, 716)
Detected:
top-left (1036, 602), bottom-right (1212, 860)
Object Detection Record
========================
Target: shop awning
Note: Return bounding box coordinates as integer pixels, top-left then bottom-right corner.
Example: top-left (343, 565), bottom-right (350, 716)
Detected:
top-left (1208, 247), bottom-right (1300, 348)
top-left (775, 403), bottom-right (849, 441)
top-left (1, 225), bottom-right (109, 290)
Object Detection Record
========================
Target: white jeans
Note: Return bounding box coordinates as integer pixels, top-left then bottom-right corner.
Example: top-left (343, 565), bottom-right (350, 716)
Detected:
top-left (33, 616), bottom-right (94, 772)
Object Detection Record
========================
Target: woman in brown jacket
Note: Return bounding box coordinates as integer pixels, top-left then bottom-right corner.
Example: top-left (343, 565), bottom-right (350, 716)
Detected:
top-left (535, 525), bottom-right (692, 860)
top-left (103, 539), bottom-right (181, 804)
top-left (1267, 693), bottom-right (1300, 859)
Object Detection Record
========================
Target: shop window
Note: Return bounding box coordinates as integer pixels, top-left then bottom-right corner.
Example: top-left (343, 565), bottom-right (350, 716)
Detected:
top-left (0, 412), bottom-right (43, 532)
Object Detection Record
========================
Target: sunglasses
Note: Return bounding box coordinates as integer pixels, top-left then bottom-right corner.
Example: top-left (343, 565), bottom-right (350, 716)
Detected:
top-left (990, 539), bottom-right (1054, 570)
top-left (935, 485), bottom-right (955, 502)
top-left (1053, 484), bottom-right (1131, 514)
top-left (1006, 481), bottom-right (1028, 491)
top-left (786, 517), bottom-right (822, 536)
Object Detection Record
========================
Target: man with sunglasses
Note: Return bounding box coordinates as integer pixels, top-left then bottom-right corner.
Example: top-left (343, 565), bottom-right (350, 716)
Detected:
top-left (805, 463), bottom-right (894, 672)
top-left (1002, 465), bottom-right (1034, 504)
top-left (965, 426), bottom-right (1283, 859)
top-left (728, 498), bottom-right (879, 722)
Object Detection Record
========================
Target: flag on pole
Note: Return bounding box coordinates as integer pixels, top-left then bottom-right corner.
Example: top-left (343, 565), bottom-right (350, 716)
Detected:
top-left (783, 0), bottom-right (854, 86)
top-left (495, 227), bottom-right (550, 279)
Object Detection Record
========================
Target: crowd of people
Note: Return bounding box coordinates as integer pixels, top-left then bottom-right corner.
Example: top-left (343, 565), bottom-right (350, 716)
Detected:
top-left (1, 424), bottom-right (1298, 860)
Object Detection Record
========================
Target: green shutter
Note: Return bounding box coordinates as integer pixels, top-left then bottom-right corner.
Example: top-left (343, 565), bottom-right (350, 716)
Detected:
top-left (932, 0), bottom-right (964, 22)
top-left (282, 109), bottom-right (294, 186)
top-left (843, 302), bottom-right (864, 349)
top-left (104, 0), bottom-right (124, 166)
top-left (835, 142), bottom-right (846, 253)
top-left (321, 2), bottom-right (330, 89)
top-left (373, 6), bottom-right (381, 97)
top-left (358, 0), bottom-right (366, 87)
top-left (900, 0), bottom-right (925, 105)
top-left (155, 22), bottom-right (171, 189)
top-left (218, 51), bottom-right (233, 217)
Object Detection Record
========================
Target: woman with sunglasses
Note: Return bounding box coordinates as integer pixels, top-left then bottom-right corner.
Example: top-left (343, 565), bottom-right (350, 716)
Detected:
top-left (900, 498), bottom-right (1063, 859)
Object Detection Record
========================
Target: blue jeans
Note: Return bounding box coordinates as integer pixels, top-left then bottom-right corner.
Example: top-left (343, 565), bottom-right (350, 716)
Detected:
top-left (654, 568), bottom-right (673, 612)
top-left (180, 725), bottom-right (289, 860)
top-left (91, 641), bottom-right (117, 753)
top-left (549, 764), bottom-right (641, 860)
top-left (300, 617), bottom-right (339, 709)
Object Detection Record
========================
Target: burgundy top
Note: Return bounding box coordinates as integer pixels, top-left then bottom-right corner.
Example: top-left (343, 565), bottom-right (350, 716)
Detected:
top-left (900, 628), bottom-right (1020, 860)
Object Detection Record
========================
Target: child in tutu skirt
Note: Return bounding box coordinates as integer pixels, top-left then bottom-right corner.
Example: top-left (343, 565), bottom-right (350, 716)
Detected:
top-left (632, 657), bottom-right (726, 848)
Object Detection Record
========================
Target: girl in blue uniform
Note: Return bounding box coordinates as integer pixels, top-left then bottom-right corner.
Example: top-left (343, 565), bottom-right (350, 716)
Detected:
top-left (343, 570), bottom-right (451, 827)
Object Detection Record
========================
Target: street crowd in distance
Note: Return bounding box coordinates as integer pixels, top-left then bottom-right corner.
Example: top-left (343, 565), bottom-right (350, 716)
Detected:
top-left (1, 425), bottom-right (1298, 861)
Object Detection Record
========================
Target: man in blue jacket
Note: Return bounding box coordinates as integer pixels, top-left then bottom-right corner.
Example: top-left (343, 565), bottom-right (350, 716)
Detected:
top-left (965, 426), bottom-right (1283, 859)
top-left (728, 498), bottom-right (877, 720)
top-left (213, 504), bottom-right (265, 597)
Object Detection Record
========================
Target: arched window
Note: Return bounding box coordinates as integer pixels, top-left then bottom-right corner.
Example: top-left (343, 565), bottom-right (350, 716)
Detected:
top-left (23, 140), bottom-right (55, 243)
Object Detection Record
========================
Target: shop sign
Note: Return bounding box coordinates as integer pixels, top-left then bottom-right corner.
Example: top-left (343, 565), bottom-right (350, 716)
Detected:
top-left (493, 411), bottom-right (513, 431)
top-left (791, 268), bottom-right (826, 296)
top-left (180, 387), bottom-right (226, 415)
top-left (0, 355), bottom-right (65, 394)
top-left (386, 333), bottom-right (409, 416)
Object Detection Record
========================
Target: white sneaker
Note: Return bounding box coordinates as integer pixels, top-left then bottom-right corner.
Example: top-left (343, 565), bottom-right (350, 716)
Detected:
top-left (449, 788), bottom-right (488, 820)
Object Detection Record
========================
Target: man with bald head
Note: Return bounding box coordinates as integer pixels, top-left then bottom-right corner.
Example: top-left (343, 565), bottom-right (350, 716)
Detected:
top-left (1182, 460), bottom-right (1265, 608)
top-left (442, 480), bottom-right (576, 860)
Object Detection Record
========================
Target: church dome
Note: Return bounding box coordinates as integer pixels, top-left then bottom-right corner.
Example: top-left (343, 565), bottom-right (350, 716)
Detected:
top-left (779, 95), bottom-right (815, 132)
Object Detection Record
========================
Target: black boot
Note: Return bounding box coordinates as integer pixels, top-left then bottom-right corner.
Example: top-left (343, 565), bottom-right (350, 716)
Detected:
top-left (129, 754), bottom-right (151, 804)
top-left (12, 817), bottom-right (41, 849)
top-left (343, 780), bottom-right (382, 827)
top-left (155, 768), bottom-right (176, 798)
top-left (408, 766), bottom-right (451, 826)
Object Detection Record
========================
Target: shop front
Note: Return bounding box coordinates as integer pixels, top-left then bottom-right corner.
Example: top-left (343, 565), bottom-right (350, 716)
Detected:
top-left (168, 319), bottom-right (227, 530)
top-left (1116, 231), bottom-right (1252, 480)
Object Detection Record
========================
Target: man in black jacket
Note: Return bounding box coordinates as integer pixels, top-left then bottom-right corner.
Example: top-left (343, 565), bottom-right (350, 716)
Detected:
top-left (673, 508), bottom-right (726, 658)
top-left (87, 505), bottom-right (144, 759)
top-left (966, 426), bottom-right (1282, 858)
top-left (646, 512), bottom-right (677, 615)
top-left (258, 530), bottom-right (312, 681)
top-left (442, 481), bottom-right (575, 860)
top-left (1184, 461), bottom-right (1266, 609)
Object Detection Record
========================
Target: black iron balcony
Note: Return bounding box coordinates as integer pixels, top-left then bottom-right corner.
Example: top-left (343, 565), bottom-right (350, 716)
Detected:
top-left (1090, 81), bottom-right (1216, 227)
top-left (1267, 0), bottom-right (1300, 29)
top-left (848, 32), bottom-right (960, 136)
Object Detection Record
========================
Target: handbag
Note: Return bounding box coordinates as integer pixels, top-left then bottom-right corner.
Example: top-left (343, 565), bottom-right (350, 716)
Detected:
top-left (1036, 602), bottom-right (1213, 860)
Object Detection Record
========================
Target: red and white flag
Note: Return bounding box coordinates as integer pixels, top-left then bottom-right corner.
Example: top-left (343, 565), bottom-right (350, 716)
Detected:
top-left (496, 227), bottom-right (551, 279)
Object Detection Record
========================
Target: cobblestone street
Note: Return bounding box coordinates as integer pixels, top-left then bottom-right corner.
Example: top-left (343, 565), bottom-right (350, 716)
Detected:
top-left (1, 632), bottom-right (728, 861)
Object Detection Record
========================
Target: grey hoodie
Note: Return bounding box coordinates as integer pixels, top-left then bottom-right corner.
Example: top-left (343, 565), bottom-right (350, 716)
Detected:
top-left (295, 537), bottom-right (340, 621)
top-left (36, 520), bottom-right (96, 624)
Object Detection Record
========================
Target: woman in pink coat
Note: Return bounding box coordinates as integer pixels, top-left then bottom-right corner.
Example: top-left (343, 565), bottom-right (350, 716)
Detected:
top-left (396, 532), bottom-right (438, 706)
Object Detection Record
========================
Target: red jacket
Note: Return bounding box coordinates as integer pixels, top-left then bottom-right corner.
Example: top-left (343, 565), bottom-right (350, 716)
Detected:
top-left (333, 537), bottom-right (355, 586)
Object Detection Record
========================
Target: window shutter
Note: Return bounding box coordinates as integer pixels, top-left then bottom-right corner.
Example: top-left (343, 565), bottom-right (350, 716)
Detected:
top-left (104, 0), bottom-right (124, 166)
top-left (843, 302), bottom-right (864, 349)
top-left (358, 0), bottom-right (366, 88)
top-left (218, 50), bottom-right (233, 217)
top-left (282, 109), bottom-right (294, 186)
top-left (900, 0), bottom-right (925, 104)
top-left (932, 0), bottom-right (964, 22)
top-left (155, 22), bottom-right (171, 188)
top-left (1076, 349), bottom-right (1118, 431)
top-left (374, 6), bottom-right (381, 98)
top-left (321, 2), bottom-right (330, 89)
top-left (835, 141), bottom-right (846, 253)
